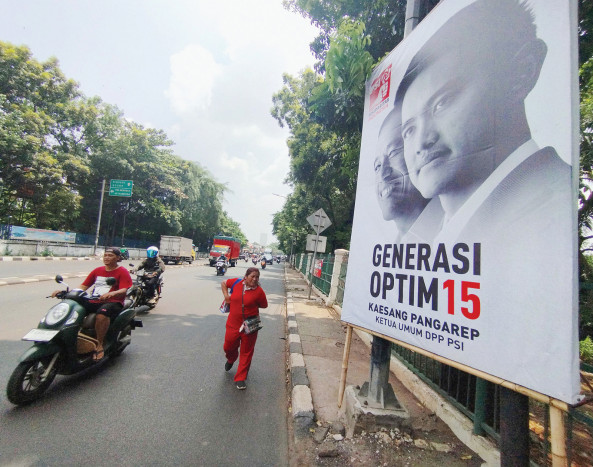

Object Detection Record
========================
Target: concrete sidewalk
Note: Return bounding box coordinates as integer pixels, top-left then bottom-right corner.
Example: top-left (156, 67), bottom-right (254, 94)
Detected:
top-left (285, 265), bottom-right (497, 466)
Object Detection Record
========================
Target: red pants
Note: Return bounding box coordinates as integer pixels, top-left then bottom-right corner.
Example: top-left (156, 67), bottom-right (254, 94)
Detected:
top-left (223, 326), bottom-right (259, 382)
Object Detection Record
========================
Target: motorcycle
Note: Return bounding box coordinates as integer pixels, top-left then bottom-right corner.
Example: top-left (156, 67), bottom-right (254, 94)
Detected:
top-left (260, 259), bottom-right (266, 270)
top-left (252, 257), bottom-right (257, 265)
top-left (215, 259), bottom-right (227, 276)
top-left (6, 275), bottom-right (143, 406)
top-left (120, 248), bottom-right (130, 260)
top-left (128, 264), bottom-right (163, 311)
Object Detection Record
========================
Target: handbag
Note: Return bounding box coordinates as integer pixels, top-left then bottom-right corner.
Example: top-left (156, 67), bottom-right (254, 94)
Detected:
top-left (219, 278), bottom-right (242, 313)
top-left (240, 285), bottom-right (262, 334)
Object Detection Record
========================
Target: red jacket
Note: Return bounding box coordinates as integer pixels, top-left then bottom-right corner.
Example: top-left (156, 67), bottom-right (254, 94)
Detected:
top-left (225, 278), bottom-right (268, 329)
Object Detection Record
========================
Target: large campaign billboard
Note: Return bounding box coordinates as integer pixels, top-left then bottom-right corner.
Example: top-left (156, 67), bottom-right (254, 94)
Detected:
top-left (341, 0), bottom-right (580, 403)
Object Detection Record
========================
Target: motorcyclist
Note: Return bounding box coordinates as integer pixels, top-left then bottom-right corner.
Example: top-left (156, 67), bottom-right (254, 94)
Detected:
top-left (51, 247), bottom-right (132, 361)
top-left (130, 246), bottom-right (166, 304)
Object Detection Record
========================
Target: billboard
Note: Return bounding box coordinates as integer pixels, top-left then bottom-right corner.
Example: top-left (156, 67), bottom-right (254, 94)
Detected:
top-left (10, 226), bottom-right (76, 243)
top-left (341, 0), bottom-right (580, 403)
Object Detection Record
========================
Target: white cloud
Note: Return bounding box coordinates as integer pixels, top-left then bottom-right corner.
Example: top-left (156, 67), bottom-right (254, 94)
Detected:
top-left (220, 151), bottom-right (250, 173)
top-left (165, 44), bottom-right (223, 115)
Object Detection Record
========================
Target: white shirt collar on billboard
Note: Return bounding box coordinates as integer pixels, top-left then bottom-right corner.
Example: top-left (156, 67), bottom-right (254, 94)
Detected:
top-left (434, 139), bottom-right (539, 245)
top-left (401, 197), bottom-right (444, 245)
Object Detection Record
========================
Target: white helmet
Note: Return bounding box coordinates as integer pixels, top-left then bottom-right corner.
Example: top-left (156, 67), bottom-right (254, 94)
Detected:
top-left (147, 246), bottom-right (159, 258)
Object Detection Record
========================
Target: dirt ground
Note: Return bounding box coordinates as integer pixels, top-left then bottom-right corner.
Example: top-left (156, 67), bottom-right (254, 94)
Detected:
top-left (289, 423), bottom-right (483, 467)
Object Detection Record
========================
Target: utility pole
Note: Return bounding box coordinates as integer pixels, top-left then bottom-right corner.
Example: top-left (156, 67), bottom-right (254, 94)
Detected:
top-left (93, 179), bottom-right (106, 256)
top-left (121, 201), bottom-right (129, 246)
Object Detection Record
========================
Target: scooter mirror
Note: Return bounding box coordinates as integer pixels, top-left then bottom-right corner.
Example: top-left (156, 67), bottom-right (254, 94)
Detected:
top-left (106, 277), bottom-right (117, 286)
top-left (55, 275), bottom-right (63, 283)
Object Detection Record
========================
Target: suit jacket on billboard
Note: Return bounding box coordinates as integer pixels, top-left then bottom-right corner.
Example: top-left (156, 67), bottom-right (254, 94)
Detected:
top-left (447, 146), bottom-right (575, 391)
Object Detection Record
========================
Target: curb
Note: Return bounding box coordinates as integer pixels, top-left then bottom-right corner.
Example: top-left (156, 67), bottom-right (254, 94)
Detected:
top-left (285, 268), bottom-right (316, 442)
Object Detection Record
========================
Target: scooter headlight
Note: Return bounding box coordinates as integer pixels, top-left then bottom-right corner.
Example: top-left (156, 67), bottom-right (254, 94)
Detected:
top-left (65, 310), bottom-right (80, 326)
top-left (45, 303), bottom-right (71, 326)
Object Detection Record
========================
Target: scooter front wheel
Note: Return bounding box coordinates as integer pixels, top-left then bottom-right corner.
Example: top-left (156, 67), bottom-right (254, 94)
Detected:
top-left (6, 356), bottom-right (58, 405)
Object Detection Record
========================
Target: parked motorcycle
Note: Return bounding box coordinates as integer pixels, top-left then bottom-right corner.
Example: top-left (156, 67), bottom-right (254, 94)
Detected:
top-left (260, 259), bottom-right (266, 270)
top-left (128, 264), bottom-right (163, 311)
top-left (6, 275), bottom-right (143, 405)
top-left (215, 259), bottom-right (227, 276)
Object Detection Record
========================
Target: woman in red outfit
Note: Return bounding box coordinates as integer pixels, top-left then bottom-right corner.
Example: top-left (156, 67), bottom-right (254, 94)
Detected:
top-left (221, 267), bottom-right (268, 390)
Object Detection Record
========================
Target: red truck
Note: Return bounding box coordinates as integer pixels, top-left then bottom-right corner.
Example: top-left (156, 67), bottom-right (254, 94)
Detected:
top-left (209, 236), bottom-right (241, 267)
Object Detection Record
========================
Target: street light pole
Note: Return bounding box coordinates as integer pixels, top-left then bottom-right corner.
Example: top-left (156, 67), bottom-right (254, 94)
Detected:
top-left (93, 179), bottom-right (106, 256)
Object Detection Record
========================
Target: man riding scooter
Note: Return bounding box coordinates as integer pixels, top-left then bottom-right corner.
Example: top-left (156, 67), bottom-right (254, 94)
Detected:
top-left (51, 247), bottom-right (133, 362)
top-left (130, 246), bottom-right (166, 305)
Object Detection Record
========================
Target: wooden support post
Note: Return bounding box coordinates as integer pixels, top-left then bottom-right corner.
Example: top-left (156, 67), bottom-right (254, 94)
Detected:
top-left (550, 405), bottom-right (567, 467)
top-left (338, 325), bottom-right (353, 408)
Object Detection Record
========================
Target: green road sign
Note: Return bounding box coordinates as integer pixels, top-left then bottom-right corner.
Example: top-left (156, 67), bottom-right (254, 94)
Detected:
top-left (109, 179), bottom-right (133, 197)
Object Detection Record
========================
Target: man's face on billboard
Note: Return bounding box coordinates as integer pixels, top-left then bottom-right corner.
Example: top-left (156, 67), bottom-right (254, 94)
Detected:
top-left (374, 115), bottom-right (414, 221)
top-left (400, 53), bottom-right (498, 200)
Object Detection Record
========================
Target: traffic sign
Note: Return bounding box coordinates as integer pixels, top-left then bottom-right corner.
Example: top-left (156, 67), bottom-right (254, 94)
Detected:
top-left (109, 179), bottom-right (133, 197)
top-left (306, 208), bottom-right (332, 234)
top-left (306, 234), bottom-right (327, 253)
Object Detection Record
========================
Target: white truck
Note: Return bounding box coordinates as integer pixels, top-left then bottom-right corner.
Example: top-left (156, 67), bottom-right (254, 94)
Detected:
top-left (159, 236), bottom-right (194, 264)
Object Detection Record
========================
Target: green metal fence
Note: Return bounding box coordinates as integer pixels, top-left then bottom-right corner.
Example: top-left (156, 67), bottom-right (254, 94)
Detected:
top-left (310, 254), bottom-right (334, 296)
top-left (336, 253), bottom-right (348, 307)
top-left (299, 253), bottom-right (308, 276)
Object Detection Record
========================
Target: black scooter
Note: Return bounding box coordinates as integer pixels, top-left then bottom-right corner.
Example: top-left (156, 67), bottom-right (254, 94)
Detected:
top-left (6, 275), bottom-right (143, 405)
top-left (215, 259), bottom-right (227, 276)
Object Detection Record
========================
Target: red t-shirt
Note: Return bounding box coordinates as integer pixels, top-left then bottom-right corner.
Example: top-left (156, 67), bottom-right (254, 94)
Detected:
top-left (82, 266), bottom-right (133, 304)
top-left (225, 278), bottom-right (268, 329)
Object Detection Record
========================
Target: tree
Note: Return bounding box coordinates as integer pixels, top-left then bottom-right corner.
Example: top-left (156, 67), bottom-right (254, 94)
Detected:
top-left (0, 42), bottom-right (85, 227)
top-left (271, 19), bottom-right (376, 252)
top-left (0, 41), bottom-right (247, 246)
top-left (283, 0), bottom-right (408, 72)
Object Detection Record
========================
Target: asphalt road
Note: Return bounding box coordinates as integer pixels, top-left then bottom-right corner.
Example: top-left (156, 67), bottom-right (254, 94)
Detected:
top-left (0, 258), bottom-right (105, 282)
top-left (0, 260), bottom-right (289, 466)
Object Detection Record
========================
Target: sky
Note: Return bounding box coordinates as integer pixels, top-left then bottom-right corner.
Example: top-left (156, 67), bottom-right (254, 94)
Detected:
top-left (0, 0), bottom-right (319, 245)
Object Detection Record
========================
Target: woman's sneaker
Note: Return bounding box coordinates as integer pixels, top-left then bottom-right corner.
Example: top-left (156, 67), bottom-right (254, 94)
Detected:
top-left (236, 381), bottom-right (246, 390)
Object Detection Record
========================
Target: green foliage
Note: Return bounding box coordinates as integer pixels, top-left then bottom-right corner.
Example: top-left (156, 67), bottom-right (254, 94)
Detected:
top-left (0, 41), bottom-right (246, 246)
top-left (217, 212), bottom-right (248, 245)
top-left (580, 336), bottom-right (593, 364)
top-left (283, 0), bottom-right (409, 72)
top-left (271, 14), bottom-right (379, 253)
